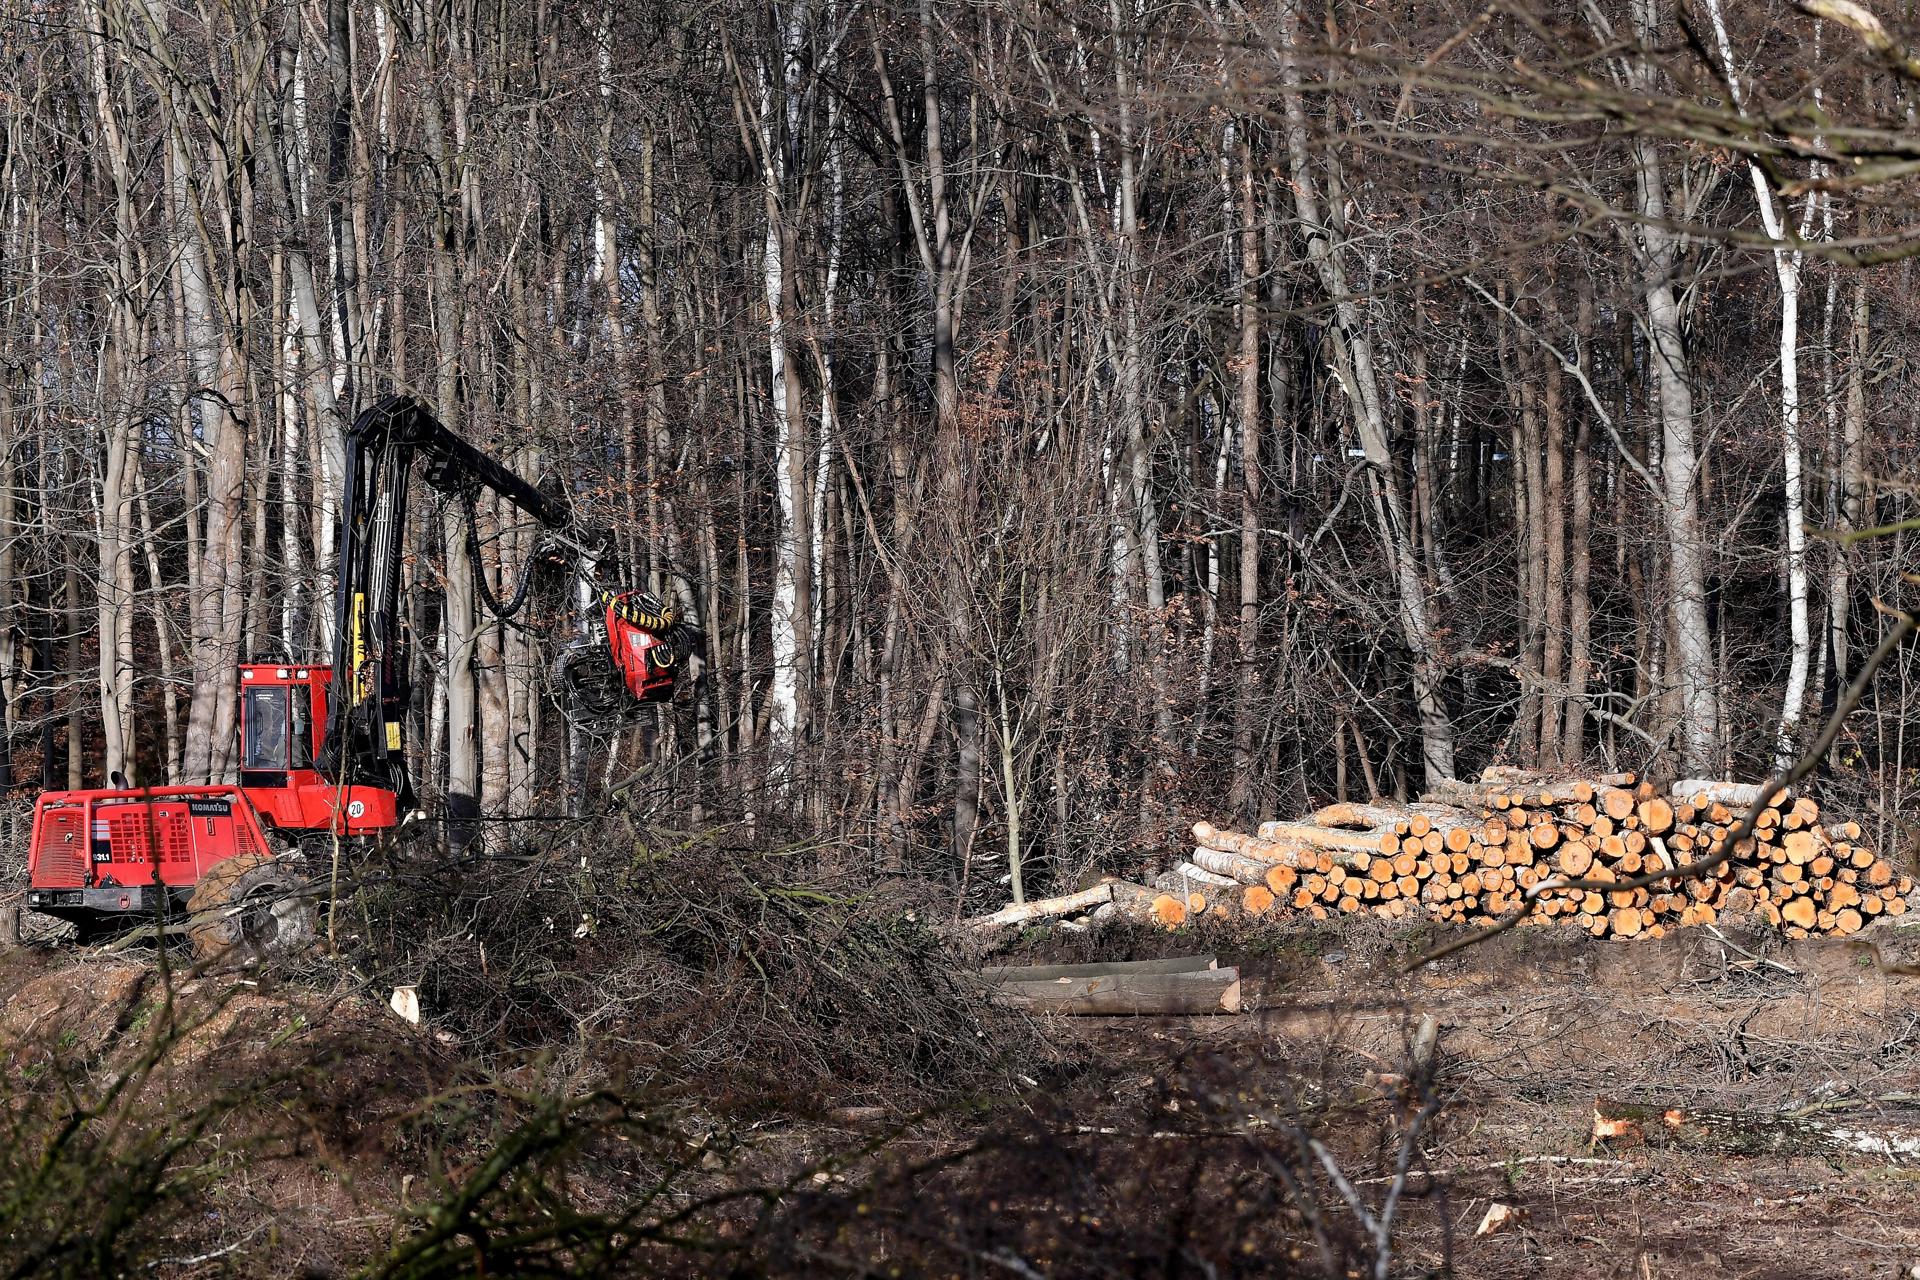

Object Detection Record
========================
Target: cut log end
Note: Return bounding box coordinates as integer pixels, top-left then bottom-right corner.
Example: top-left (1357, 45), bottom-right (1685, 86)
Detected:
top-left (1151, 894), bottom-right (1188, 929)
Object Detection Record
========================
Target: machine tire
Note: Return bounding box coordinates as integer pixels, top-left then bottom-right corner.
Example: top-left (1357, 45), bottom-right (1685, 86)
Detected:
top-left (186, 853), bottom-right (316, 967)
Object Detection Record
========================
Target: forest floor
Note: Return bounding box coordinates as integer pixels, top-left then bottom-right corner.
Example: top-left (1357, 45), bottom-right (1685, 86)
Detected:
top-left (3, 913), bottom-right (1920, 1276)
top-left (1024, 917), bottom-right (1920, 1279)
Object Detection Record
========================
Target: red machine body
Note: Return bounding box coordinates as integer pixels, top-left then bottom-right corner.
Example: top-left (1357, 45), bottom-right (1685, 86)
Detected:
top-left (231, 664), bottom-right (399, 836)
top-left (27, 787), bottom-right (275, 917)
top-left (24, 663), bottom-right (400, 924)
top-left (604, 596), bottom-right (682, 705)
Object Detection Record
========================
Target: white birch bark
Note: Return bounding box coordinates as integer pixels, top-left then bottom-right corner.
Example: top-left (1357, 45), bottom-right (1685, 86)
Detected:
top-left (1703, 0), bottom-right (1814, 768)
top-left (759, 3), bottom-right (809, 771)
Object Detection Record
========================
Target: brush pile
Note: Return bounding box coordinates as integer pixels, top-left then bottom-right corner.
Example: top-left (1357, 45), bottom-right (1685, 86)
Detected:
top-left (1164, 769), bottom-right (1909, 939)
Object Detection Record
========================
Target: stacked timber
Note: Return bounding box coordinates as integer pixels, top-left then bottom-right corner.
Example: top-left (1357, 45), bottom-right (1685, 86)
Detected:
top-left (1172, 769), bottom-right (1912, 940)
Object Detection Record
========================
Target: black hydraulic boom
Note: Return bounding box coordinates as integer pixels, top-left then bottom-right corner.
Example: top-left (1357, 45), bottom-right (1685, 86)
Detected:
top-left (317, 396), bottom-right (572, 805)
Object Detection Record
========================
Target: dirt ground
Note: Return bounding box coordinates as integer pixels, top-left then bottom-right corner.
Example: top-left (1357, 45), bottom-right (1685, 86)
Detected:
top-left (5, 915), bottom-right (1920, 1277)
top-left (1041, 917), bottom-right (1920, 1279)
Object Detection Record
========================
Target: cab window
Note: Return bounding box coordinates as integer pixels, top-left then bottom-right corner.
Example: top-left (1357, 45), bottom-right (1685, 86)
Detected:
top-left (289, 683), bottom-right (313, 768)
top-left (242, 687), bottom-right (290, 771)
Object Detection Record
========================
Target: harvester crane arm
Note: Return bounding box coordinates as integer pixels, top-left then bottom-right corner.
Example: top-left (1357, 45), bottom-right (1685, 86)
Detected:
top-left (316, 395), bottom-right (572, 807)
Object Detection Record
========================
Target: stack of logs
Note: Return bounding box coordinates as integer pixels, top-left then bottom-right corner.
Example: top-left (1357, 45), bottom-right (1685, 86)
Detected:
top-left (1156, 770), bottom-right (1911, 940)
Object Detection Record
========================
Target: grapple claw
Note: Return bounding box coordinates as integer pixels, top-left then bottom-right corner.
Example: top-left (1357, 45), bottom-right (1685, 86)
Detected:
top-left (552, 644), bottom-right (644, 733)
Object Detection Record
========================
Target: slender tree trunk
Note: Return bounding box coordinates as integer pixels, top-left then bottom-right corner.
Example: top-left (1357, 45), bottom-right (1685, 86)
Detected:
top-left (1277, 0), bottom-right (1454, 781)
top-left (1563, 284), bottom-right (1596, 763)
top-left (1539, 329), bottom-right (1568, 766)
top-left (258, 21), bottom-right (335, 647)
top-left (419, 22), bottom-right (477, 817)
top-left (66, 560), bottom-right (84, 790)
top-left (1832, 279), bottom-right (1867, 688)
top-left (1502, 307), bottom-right (1542, 762)
top-left (1625, 2), bottom-right (1717, 774)
top-left (750, 7), bottom-right (815, 786)
top-left (134, 459), bottom-right (181, 782)
top-left (84, 2), bottom-right (139, 781)
top-left (1701, 0), bottom-right (1812, 765)
top-left (874, 0), bottom-right (981, 856)
top-left (1229, 130), bottom-right (1261, 815)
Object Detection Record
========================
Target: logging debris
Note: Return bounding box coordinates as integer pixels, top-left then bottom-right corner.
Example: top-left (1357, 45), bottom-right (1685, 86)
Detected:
top-left (1591, 1096), bottom-right (1920, 1163)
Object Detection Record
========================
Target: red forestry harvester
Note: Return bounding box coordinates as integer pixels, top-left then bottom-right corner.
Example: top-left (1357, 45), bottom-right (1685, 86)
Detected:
top-left (23, 396), bottom-right (690, 961)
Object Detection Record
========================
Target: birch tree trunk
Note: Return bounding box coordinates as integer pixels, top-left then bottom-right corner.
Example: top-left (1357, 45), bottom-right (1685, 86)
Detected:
top-left (1703, 0), bottom-right (1811, 768)
top-left (754, 5), bottom-right (814, 783)
top-left (1277, 0), bottom-right (1455, 782)
top-left (419, 15), bottom-right (478, 818)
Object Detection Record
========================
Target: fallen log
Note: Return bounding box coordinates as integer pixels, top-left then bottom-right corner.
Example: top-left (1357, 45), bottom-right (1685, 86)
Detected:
top-left (1424, 777), bottom-right (1617, 810)
top-left (1419, 778), bottom-right (1487, 809)
top-left (1155, 863), bottom-right (1238, 913)
top-left (1255, 820), bottom-right (1395, 854)
top-left (1189, 846), bottom-right (1276, 886)
top-left (965, 883), bottom-right (1112, 930)
top-left (1192, 821), bottom-right (1359, 869)
top-left (1669, 780), bottom-right (1781, 808)
top-left (994, 966), bottom-right (1243, 1016)
top-left (1593, 1096), bottom-right (1920, 1164)
top-left (1149, 895), bottom-right (1189, 927)
top-left (1481, 766), bottom-right (1633, 787)
top-left (1168, 861), bottom-right (1239, 888)
top-left (1309, 802), bottom-right (1415, 830)
top-left (1099, 879), bottom-right (1158, 922)
top-left (980, 955), bottom-right (1217, 984)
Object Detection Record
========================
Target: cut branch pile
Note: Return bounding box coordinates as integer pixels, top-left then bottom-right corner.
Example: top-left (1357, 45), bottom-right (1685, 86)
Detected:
top-left (1167, 768), bottom-right (1912, 939)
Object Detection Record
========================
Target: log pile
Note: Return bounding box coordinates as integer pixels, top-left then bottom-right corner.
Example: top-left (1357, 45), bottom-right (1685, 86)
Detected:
top-left (1165, 769), bottom-right (1912, 940)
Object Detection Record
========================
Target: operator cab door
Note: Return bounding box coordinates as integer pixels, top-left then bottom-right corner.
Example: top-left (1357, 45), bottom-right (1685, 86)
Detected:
top-left (238, 667), bottom-right (317, 789)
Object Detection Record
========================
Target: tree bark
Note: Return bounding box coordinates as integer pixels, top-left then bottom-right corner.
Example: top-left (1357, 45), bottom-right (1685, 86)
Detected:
top-left (1229, 128), bottom-right (1262, 815)
top-left (1625, 2), bottom-right (1718, 774)
top-left (1277, 1), bottom-right (1455, 781)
